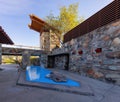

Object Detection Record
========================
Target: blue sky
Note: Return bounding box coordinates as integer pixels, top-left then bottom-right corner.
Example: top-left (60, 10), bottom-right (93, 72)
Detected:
top-left (0, 0), bottom-right (113, 47)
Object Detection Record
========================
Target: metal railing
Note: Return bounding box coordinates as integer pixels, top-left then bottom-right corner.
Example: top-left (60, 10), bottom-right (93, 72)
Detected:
top-left (64, 0), bottom-right (120, 43)
top-left (2, 44), bottom-right (41, 50)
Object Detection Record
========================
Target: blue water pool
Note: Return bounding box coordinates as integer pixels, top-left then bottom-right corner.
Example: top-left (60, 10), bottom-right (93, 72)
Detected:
top-left (26, 66), bottom-right (80, 87)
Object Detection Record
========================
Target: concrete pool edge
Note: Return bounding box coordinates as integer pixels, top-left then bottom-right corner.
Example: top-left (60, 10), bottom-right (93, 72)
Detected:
top-left (16, 70), bottom-right (94, 96)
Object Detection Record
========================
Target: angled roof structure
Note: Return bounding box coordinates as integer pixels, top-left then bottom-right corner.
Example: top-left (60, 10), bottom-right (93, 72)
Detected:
top-left (0, 26), bottom-right (14, 44)
top-left (28, 14), bottom-right (46, 33)
top-left (28, 14), bottom-right (59, 34)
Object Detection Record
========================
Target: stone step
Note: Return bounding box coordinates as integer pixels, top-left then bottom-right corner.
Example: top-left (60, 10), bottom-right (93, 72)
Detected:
top-left (106, 51), bottom-right (120, 59)
top-left (116, 79), bottom-right (120, 85)
top-left (108, 66), bottom-right (120, 70)
top-left (105, 74), bottom-right (120, 79)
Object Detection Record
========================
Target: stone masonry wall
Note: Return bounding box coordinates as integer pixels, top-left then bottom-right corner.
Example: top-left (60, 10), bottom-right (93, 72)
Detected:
top-left (40, 32), bottom-right (50, 51)
top-left (52, 19), bottom-right (120, 85)
top-left (50, 32), bottom-right (60, 51)
top-left (54, 55), bottom-right (68, 70)
top-left (40, 54), bottom-right (48, 68)
top-left (40, 31), bottom-right (60, 51)
top-left (0, 44), bottom-right (2, 64)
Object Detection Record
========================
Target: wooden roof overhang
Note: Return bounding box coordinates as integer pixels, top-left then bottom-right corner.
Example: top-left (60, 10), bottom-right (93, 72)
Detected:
top-left (28, 14), bottom-right (60, 35)
top-left (28, 14), bottom-right (47, 34)
top-left (0, 26), bottom-right (14, 44)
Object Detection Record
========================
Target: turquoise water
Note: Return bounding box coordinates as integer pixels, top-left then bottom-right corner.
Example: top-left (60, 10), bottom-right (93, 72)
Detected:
top-left (26, 66), bottom-right (80, 87)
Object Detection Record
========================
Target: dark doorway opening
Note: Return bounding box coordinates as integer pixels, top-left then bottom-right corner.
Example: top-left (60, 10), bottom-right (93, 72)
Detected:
top-left (47, 53), bottom-right (69, 70)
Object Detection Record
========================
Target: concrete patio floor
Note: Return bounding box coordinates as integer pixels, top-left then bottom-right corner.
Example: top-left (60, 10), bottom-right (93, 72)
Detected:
top-left (0, 64), bottom-right (120, 102)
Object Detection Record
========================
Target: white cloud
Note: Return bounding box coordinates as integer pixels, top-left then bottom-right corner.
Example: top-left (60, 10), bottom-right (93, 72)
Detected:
top-left (0, 0), bottom-right (34, 15)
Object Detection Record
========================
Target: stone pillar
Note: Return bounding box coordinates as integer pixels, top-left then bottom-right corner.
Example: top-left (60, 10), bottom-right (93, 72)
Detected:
top-left (21, 51), bottom-right (31, 70)
top-left (50, 32), bottom-right (60, 51)
top-left (40, 31), bottom-right (50, 51)
top-left (40, 54), bottom-right (48, 68)
top-left (0, 44), bottom-right (2, 64)
top-left (40, 33), bottom-right (42, 50)
top-left (40, 30), bottom-right (60, 51)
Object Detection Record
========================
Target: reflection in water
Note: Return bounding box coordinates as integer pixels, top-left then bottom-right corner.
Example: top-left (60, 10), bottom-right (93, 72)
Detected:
top-left (27, 66), bottom-right (40, 80)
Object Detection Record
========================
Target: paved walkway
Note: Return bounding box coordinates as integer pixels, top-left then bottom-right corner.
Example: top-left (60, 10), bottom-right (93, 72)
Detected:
top-left (0, 64), bottom-right (120, 102)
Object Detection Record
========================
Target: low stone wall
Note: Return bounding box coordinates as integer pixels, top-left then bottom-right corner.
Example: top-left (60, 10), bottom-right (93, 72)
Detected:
top-left (52, 19), bottom-right (120, 85)
top-left (20, 51), bottom-right (48, 69)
